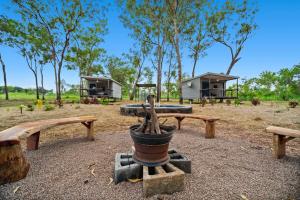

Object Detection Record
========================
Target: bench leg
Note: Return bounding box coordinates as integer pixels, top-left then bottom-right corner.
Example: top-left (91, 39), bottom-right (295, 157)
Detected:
top-left (273, 134), bottom-right (286, 159)
top-left (175, 117), bottom-right (185, 130)
top-left (83, 122), bottom-right (95, 141)
top-left (205, 121), bottom-right (215, 139)
top-left (27, 131), bottom-right (40, 150)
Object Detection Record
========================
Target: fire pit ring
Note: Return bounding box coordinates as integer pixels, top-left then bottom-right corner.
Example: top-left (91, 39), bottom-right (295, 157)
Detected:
top-left (120, 104), bottom-right (192, 117)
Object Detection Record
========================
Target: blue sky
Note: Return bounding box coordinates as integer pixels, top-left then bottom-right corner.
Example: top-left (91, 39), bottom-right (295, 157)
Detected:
top-left (0, 0), bottom-right (300, 90)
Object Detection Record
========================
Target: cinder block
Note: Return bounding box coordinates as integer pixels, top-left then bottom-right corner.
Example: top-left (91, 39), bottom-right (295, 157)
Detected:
top-left (168, 149), bottom-right (191, 173)
top-left (114, 153), bottom-right (142, 184)
top-left (143, 163), bottom-right (185, 197)
top-left (114, 149), bottom-right (191, 184)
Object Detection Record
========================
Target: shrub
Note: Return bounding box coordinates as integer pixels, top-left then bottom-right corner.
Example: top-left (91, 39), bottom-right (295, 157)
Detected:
top-left (200, 98), bottom-right (207, 107)
top-left (289, 100), bottom-right (299, 108)
top-left (44, 104), bottom-right (55, 111)
top-left (209, 99), bottom-right (216, 106)
top-left (226, 99), bottom-right (231, 106)
top-left (251, 98), bottom-right (260, 106)
top-left (74, 105), bottom-right (80, 109)
top-left (26, 104), bottom-right (34, 111)
top-left (234, 99), bottom-right (241, 106)
top-left (81, 98), bottom-right (90, 104)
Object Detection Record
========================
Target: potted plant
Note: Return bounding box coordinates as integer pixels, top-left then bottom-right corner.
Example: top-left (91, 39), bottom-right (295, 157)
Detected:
top-left (130, 95), bottom-right (176, 166)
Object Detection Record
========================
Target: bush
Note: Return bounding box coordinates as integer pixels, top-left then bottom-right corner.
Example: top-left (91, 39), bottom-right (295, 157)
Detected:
top-left (289, 100), bottom-right (299, 108)
top-left (234, 99), bottom-right (241, 106)
top-left (251, 98), bottom-right (260, 106)
top-left (226, 99), bottom-right (231, 106)
top-left (200, 98), bottom-right (207, 107)
top-left (209, 99), bottom-right (216, 106)
top-left (74, 105), bottom-right (80, 109)
top-left (26, 104), bottom-right (34, 111)
top-left (44, 104), bottom-right (55, 111)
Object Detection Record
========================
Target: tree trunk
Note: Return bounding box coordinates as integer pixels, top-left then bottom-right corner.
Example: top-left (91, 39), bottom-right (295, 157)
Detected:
top-left (130, 65), bottom-right (143, 100)
top-left (40, 66), bottom-right (45, 100)
top-left (33, 71), bottom-right (39, 99)
top-left (156, 44), bottom-right (163, 103)
top-left (226, 59), bottom-right (236, 75)
top-left (0, 53), bottom-right (9, 100)
top-left (173, 24), bottom-right (183, 104)
top-left (192, 53), bottom-right (199, 78)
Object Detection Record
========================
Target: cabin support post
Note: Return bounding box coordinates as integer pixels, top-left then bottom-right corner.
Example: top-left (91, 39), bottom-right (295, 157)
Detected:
top-left (205, 120), bottom-right (215, 139)
top-left (236, 78), bottom-right (239, 99)
top-left (27, 131), bottom-right (40, 150)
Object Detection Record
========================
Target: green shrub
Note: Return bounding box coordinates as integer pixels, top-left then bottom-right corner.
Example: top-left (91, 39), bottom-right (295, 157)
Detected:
top-left (234, 99), bottom-right (241, 106)
top-left (289, 100), bottom-right (299, 108)
top-left (226, 99), bottom-right (231, 106)
top-left (26, 104), bottom-right (34, 111)
top-left (251, 98), bottom-right (260, 106)
top-left (200, 98), bottom-right (207, 107)
top-left (44, 104), bottom-right (55, 111)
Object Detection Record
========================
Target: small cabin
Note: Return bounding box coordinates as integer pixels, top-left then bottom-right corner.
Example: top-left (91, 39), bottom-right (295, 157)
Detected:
top-left (80, 76), bottom-right (122, 100)
top-left (182, 72), bottom-right (239, 100)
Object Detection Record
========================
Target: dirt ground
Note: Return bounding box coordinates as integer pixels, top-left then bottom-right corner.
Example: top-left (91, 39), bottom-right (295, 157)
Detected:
top-left (0, 101), bottom-right (299, 199)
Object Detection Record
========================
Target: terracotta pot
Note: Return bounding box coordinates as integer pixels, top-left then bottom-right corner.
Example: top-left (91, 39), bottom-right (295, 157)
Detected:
top-left (130, 124), bottom-right (175, 166)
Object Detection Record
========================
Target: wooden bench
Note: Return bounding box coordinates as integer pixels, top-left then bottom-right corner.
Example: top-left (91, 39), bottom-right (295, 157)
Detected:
top-left (157, 113), bottom-right (219, 138)
top-left (266, 126), bottom-right (300, 159)
top-left (0, 116), bottom-right (97, 185)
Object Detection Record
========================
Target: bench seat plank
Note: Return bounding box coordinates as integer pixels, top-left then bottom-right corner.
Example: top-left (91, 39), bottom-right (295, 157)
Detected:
top-left (157, 113), bottom-right (219, 138)
top-left (0, 116), bottom-right (97, 143)
top-left (266, 126), bottom-right (300, 138)
top-left (266, 126), bottom-right (300, 159)
top-left (157, 113), bottom-right (219, 121)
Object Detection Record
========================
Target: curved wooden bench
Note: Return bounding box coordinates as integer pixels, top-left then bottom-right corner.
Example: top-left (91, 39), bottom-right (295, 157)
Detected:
top-left (157, 113), bottom-right (219, 138)
top-left (266, 126), bottom-right (300, 158)
top-left (0, 116), bottom-right (97, 185)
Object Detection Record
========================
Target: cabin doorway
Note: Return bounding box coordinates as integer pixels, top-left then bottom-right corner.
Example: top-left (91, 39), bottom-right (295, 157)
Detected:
top-left (201, 81), bottom-right (209, 98)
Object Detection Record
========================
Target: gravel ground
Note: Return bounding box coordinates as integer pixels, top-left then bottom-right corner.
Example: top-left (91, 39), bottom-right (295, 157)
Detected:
top-left (0, 127), bottom-right (299, 200)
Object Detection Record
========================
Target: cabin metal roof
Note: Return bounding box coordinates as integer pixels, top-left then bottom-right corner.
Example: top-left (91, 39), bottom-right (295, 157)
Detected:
top-left (80, 76), bottom-right (122, 86)
top-left (182, 72), bottom-right (239, 83)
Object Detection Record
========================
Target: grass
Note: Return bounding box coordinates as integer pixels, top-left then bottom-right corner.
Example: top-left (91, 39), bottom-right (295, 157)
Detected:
top-left (0, 92), bottom-right (80, 107)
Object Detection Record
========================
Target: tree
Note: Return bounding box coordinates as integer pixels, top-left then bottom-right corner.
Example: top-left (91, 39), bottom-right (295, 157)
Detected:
top-left (208, 0), bottom-right (258, 75)
top-left (125, 43), bottom-right (149, 100)
top-left (165, 0), bottom-right (194, 104)
top-left (66, 20), bottom-right (107, 76)
top-left (187, 1), bottom-right (214, 78)
top-left (0, 16), bottom-right (19, 100)
top-left (105, 55), bottom-right (135, 97)
top-left (119, 0), bottom-right (169, 103)
top-left (13, 0), bottom-right (107, 103)
top-left (164, 47), bottom-right (176, 101)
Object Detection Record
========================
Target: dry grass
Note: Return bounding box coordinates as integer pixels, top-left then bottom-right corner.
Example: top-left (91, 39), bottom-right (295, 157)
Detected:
top-left (0, 100), bottom-right (299, 152)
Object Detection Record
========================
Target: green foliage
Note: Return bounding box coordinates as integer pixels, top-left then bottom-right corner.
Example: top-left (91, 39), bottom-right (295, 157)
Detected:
top-left (288, 100), bottom-right (298, 108)
top-left (226, 99), bottom-right (231, 106)
top-left (234, 99), bottom-right (241, 106)
top-left (26, 104), bottom-right (34, 111)
top-left (44, 104), bottom-right (55, 111)
top-left (251, 97), bottom-right (260, 106)
top-left (239, 64), bottom-right (300, 101)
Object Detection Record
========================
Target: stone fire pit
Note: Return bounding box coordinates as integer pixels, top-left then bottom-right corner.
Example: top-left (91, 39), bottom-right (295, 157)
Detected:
top-left (120, 104), bottom-right (192, 116)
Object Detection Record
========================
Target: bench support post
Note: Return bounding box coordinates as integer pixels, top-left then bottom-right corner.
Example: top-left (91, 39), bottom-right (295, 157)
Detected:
top-left (175, 117), bottom-right (184, 130)
top-left (82, 121), bottom-right (95, 141)
top-left (273, 134), bottom-right (286, 159)
top-left (205, 121), bottom-right (215, 139)
top-left (27, 131), bottom-right (40, 150)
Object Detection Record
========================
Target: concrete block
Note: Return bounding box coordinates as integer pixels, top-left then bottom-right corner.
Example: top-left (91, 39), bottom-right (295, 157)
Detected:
top-left (143, 163), bottom-right (185, 197)
top-left (168, 149), bottom-right (191, 173)
top-left (114, 153), bottom-right (142, 184)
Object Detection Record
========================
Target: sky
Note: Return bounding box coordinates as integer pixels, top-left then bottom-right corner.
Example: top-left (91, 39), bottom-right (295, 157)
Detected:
top-left (0, 0), bottom-right (300, 90)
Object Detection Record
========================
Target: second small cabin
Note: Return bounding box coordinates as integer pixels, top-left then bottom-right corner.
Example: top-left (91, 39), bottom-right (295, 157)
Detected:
top-left (182, 72), bottom-right (239, 100)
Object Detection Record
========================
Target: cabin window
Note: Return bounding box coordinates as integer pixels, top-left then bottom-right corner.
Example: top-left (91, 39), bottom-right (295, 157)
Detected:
top-left (213, 84), bottom-right (218, 89)
top-left (187, 81), bottom-right (192, 87)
